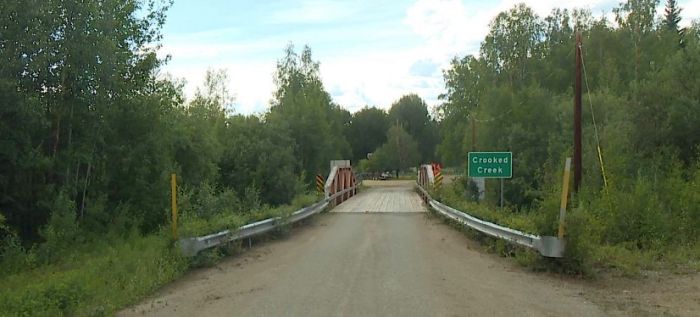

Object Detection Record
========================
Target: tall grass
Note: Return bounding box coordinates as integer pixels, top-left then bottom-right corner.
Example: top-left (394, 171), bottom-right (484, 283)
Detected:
top-left (431, 167), bottom-right (700, 276)
top-left (0, 192), bottom-right (321, 316)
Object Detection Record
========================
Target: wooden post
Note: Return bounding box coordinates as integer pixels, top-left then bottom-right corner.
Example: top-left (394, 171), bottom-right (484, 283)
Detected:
top-left (559, 158), bottom-right (572, 239)
top-left (500, 178), bottom-right (504, 209)
top-left (171, 173), bottom-right (178, 240)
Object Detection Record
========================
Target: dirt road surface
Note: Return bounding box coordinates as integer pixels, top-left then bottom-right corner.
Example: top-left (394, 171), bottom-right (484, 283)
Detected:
top-left (120, 181), bottom-right (696, 316)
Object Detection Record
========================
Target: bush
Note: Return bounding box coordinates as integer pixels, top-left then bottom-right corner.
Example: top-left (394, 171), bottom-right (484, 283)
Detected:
top-left (433, 166), bottom-right (700, 276)
top-left (1, 214), bottom-right (37, 275)
top-left (0, 233), bottom-right (37, 276)
top-left (37, 192), bottom-right (81, 264)
top-left (560, 209), bottom-right (599, 276)
top-left (0, 232), bottom-right (188, 316)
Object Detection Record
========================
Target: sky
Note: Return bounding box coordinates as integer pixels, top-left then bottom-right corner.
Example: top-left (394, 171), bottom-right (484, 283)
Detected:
top-left (158, 0), bottom-right (700, 115)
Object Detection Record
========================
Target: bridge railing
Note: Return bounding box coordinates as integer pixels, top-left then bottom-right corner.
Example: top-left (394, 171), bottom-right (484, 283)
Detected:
top-left (416, 165), bottom-right (565, 258)
top-left (324, 160), bottom-right (357, 207)
top-left (179, 162), bottom-right (358, 257)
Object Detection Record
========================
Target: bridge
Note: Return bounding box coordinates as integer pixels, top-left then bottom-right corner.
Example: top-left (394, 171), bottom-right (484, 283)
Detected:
top-left (120, 162), bottom-right (600, 316)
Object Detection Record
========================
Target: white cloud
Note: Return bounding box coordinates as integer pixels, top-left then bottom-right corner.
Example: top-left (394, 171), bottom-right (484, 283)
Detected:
top-left (159, 0), bottom-right (700, 116)
top-left (682, 0), bottom-right (700, 26)
top-left (404, 0), bottom-right (489, 56)
top-left (162, 61), bottom-right (276, 115)
top-left (159, 41), bottom-right (280, 61)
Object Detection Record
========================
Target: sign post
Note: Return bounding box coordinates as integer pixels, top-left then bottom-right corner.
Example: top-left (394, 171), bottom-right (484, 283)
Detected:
top-left (433, 163), bottom-right (443, 189)
top-left (468, 152), bottom-right (512, 207)
top-left (500, 178), bottom-right (504, 208)
top-left (316, 174), bottom-right (325, 195)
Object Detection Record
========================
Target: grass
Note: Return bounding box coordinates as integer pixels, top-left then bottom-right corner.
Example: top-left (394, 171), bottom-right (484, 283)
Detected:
top-left (0, 193), bottom-right (323, 316)
top-left (424, 180), bottom-right (700, 277)
top-left (178, 193), bottom-right (319, 238)
top-left (0, 232), bottom-right (187, 316)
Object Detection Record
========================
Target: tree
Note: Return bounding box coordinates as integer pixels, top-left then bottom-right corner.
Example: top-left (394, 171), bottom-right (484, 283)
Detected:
top-left (218, 115), bottom-right (299, 205)
top-left (347, 106), bottom-right (389, 163)
top-left (614, 0), bottom-right (660, 84)
top-left (437, 56), bottom-right (488, 166)
top-left (369, 125), bottom-right (420, 175)
top-left (267, 44), bottom-right (350, 182)
top-left (480, 3), bottom-right (544, 86)
top-left (663, 0), bottom-right (682, 32)
top-left (327, 104), bottom-right (353, 162)
top-left (614, 0), bottom-right (658, 35)
top-left (388, 94), bottom-right (439, 163)
top-left (172, 69), bottom-right (229, 187)
top-left (0, 0), bottom-right (175, 237)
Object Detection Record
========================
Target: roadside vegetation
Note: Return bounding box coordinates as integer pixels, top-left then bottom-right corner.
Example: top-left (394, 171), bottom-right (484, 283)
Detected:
top-left (0, 0), bottom-right (433, 315)
top-left (2, 0), bottom-right (699, 314)
top-left (435, 0), bottom-right (700, 276)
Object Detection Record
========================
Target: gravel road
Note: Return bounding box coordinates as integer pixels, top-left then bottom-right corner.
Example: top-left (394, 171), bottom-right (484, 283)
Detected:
top-left (120, 181), bottom-right (608, 316)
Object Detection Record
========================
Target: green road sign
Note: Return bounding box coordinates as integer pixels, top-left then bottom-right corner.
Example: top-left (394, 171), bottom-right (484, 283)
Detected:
top-left (468, 152), bottom-right (512, 178)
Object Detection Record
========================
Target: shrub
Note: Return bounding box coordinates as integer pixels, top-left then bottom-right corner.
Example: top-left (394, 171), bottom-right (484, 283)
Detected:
top-left (37, 192), bottom-right (81, 264)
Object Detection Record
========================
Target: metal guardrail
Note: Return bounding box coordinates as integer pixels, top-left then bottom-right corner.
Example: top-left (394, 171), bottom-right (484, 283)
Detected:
top-left (179, 186), bottom-right (357, 257)
top-left (416, 184), bottom-right (565, 258)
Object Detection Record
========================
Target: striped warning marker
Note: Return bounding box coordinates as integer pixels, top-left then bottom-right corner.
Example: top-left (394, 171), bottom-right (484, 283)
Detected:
top-left (316, 174), bottom-right (325, 194)
top-left (434, 170), bottom-right (443, 189)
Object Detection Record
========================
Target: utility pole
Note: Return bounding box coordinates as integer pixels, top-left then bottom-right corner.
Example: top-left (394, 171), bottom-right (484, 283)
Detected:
top-left (574, 31), bottom-right (582, 192)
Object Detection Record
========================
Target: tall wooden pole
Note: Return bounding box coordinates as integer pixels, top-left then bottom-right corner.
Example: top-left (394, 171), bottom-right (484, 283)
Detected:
top-left (574, 32), bottom-right (582, 192)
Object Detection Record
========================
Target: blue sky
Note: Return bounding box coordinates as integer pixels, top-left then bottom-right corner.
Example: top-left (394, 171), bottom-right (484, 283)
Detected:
top-left (158, 0), bottom-right (700, 115)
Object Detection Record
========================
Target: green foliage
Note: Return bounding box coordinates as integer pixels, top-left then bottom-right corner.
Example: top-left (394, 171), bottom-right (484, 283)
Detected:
top-left (0, 0), bottom-right (175, 238)
top-left (436, 166), bottom-right (700, 275)
top-left (0, 191), bottom-right (320, 316)
top-left (0, 230), bottom-right (35, 276)
top-left (664, 0), bottom-right (682, 32)
top-left (481, 3), bottom-right (544, 86)
top-left (347, 106), bottom-right (389, 162)
top-left (388, 94), bottom-right (439, 162)
top-left (267, 44), bottom-right (351, 182)
top-left (38, 192), bottom-right (81, 264)
top-left (0, 232), bottom-right (187, 316)
top-left (218, 115), bottom-right (301, 206)
top-left (1, 2), bottom-right (358, 314)
top-left (436, 55), bottom-right (486, 166)
top-left (439, 1), bottom-right (700, 219)
top-left (366, 124), bottom-right (421, 173)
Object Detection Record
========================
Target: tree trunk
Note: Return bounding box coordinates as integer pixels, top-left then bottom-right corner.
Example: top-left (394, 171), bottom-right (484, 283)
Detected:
top-left (80, 161), bottom-right (91, 220)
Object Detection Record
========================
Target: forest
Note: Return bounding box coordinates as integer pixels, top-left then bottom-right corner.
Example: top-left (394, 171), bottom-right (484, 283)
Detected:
top-left (1, 0), bottom-right (699, 315)
top-left (0, 1), bottom-right (436, 314)
top-left (436, 0), bottom-right (700, 273)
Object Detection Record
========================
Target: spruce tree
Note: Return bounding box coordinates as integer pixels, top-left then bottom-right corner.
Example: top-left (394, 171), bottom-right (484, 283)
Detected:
top-left (664, 0), bottom-right (682, 31)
